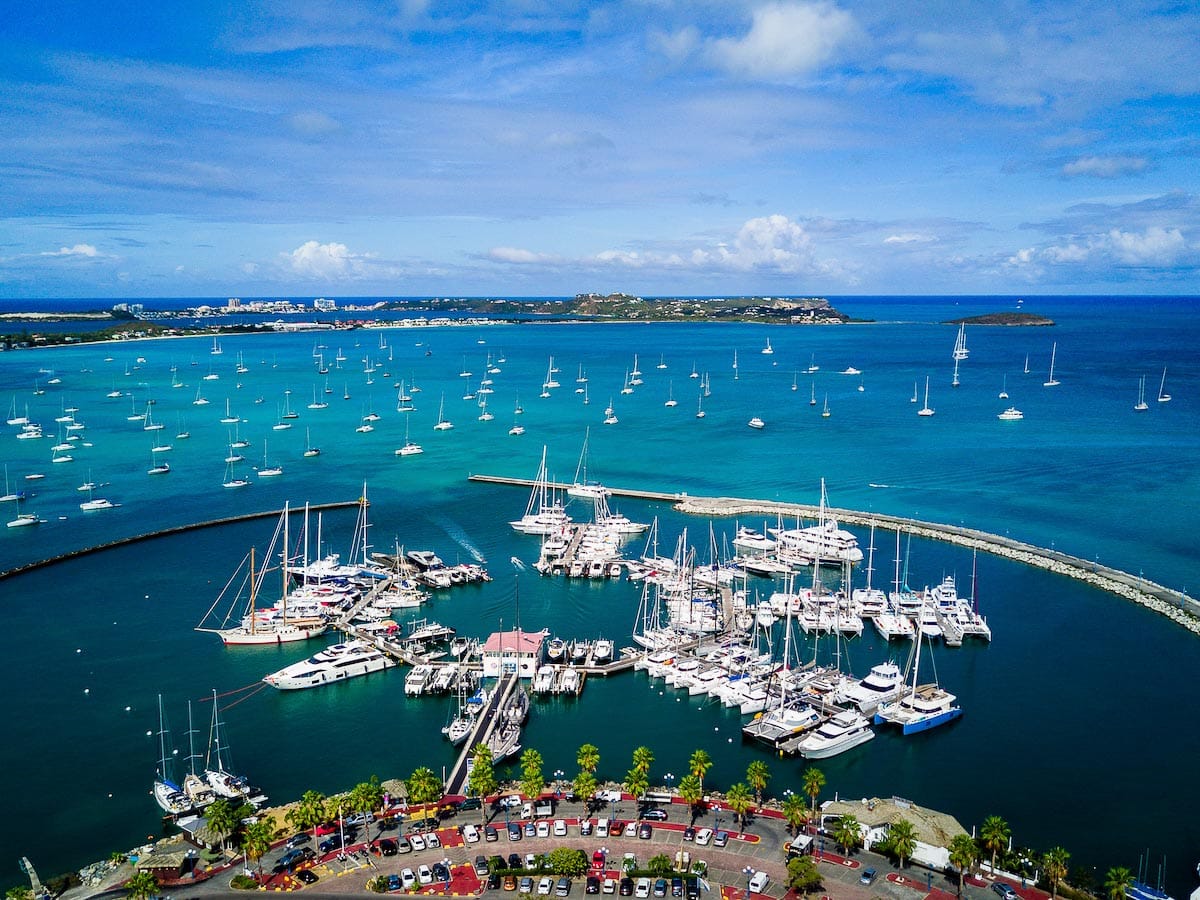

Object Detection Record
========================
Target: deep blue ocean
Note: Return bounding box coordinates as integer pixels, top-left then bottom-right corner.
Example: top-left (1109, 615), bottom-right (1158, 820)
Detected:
top-left (1, 296), bottom-right (1197, 896)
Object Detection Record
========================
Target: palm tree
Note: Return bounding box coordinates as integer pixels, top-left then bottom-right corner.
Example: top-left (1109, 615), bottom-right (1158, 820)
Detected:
top-left (948, 834), bottom-right (978, 897)
top-left (980, 816), bottom-right (1011, 876)
top-left (1104, 867), bottom-right (1133, 900)
top-left (832, 815), bottom-right (860, 857)
top-left (286, 789), bottom-right (327, 842)
top-left (574, 771), bottom-right (598, 812)
top-left (624, 765), bottom-right (649, 803)
top-left (632, 746), bottom-right (654, 775)
top-left (802, 768), bottom-right (825, 833)
top-left (689, 749), bottom-right (713, 793)
top-left (124, 869), bottom-right (159, 900)
top-left (889, 819), bottom-right (918, 869)
top-left (724, 783), bottom-right (753, 832)
top-left (242, 816), bottom-right (276, 879)
top-left (1043, 847), bottom-right (1070, 900)
top-left (782, 793), bottom-right (807, 836)
top-left (469, 743), bottom-right (497, 811)
top-left (349, 778), bottom-right (383, 847)
top-left (520, 749), bottom-right (545, 799)
top-left (204, 797), bottom-right (239, 851)
top-left (745, 761), bottom-right (770, 807)
top-left (407, 766), bottom-right (443, 810)
top-left (577, 743), bottom-right (600, 774)
top-left (677, 775), bottom-right (704, 823)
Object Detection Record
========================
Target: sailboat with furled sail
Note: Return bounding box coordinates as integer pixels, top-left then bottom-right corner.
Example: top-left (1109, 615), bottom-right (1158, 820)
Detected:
top-left (195, 503), bottom-right (328, 645)
top-left (152, 695), bottom-right (192, 816)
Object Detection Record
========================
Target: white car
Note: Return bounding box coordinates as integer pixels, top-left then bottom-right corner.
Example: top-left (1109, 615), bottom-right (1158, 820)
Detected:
top-left (425, 832), bottom-right (441, 849)
top-left (462, 824), bottom-right (480, 843)
top-left (623, 821), bottom-right (638, 838)
top-left (635, 878), bottom-right (652, 898)
top-left (500, 795), bottom-right (524, 808)
top-left (536, 821), bottom-right (550, 838)
top-left (553, 819), bottom-right (567, 837)
top-left (694, 828), bottom-right (712, 846)
top-left (538, 877), bottom-right (555, 895)
top-left (401, 868), bottom-right (417, 889)
top-left (408, 834), bottom-right (426, 852)
top-left (417, 865), bottom-right (433, 885)
top-left (748, 872), bottom-right (769, 894)
top-left (602, 878), bottom-right (617, 894)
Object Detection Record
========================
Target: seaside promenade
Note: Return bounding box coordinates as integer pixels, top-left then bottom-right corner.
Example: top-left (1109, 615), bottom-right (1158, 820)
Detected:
top-left (468, 475), bottom-right (1200, 636)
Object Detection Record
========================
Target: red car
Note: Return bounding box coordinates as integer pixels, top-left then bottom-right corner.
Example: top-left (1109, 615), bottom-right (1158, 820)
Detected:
top-left (314, 822), bottom-right (338, 836)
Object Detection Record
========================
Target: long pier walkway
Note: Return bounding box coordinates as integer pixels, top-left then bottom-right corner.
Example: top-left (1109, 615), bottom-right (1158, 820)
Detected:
top-left (468, 474), bottom-right (1200, 637)
top-left (444, 672), bottom-right (518, 796)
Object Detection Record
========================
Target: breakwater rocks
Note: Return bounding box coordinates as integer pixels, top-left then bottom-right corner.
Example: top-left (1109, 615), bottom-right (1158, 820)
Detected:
top-left (673, 496), bottom-right (1200, 637)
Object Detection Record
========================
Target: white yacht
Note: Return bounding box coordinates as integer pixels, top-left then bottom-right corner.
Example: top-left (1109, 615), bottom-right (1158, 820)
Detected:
top-left (794, 709), bottom-right (875, 759)
top-left (997, 407), bottom-right (1024, 420)
top-left (510, 446), bottom-right (572, 535)
top-left (839, 661), bottom-right (905, 714)
top-left (263, 640), bottom-right (396, 690)
top-left (770, 479), bottom-right (862, 564)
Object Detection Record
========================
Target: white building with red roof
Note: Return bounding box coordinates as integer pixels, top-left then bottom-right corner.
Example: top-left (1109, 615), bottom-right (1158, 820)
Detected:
top-left (481, 629), bottom-right (547, 678)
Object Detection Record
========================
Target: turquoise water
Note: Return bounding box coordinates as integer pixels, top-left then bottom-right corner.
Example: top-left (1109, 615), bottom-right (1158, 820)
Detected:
top-left (2, 296), bottom-right (1198, 895)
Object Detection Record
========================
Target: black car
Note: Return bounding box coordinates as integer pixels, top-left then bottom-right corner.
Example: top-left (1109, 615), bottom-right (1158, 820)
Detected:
top-left (285, 833), bottom-right (311, 849)
top-left (318, 834), bottom-right (345, 854)
top-left (296, 870), bottom-right (318, 885)
top-left (507, 822), bottom-right (522, 841)
top-left (619, 879), bottom-right (635, 897)
top-left (485, 825), bottom-right (499, 842)
top-left (432, 862), bottom-right (452, 883)
top-left (460, 797), bottom-right (483, 811)
top-left (682, 826), bottom-right (695, 842)
top-left (671, 878), bottom-right (683, 897)
top-left (378, 838), bottom-right (398, 857)
top-left (586, 876), bottom-right (602, 895)
top-left (685, 878), bottom-right (699, 900)
top-left (487, 873), bottom-right (502, 891)
top-left (640, 808), bottom-right (669, 822)
top-left (509, 853), bottom-right (523, 869)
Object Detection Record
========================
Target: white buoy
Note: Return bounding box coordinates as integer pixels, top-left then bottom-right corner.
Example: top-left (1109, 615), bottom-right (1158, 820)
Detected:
top-left (125, 705), bottom-right (132, 712)
top-left (84, 688), bottom-right (90, 694)
top-left (76, 648), bottom-right (82, 653)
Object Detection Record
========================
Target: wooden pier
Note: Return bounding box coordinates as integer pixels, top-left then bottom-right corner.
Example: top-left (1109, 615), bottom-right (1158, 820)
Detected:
top-left (444, 671), bottom-right (519, 796)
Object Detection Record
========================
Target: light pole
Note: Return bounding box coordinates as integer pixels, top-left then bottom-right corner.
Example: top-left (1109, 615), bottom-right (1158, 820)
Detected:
top-left (554, 770), bottom-right (565, 796)
top-left (743, 866), bottom-right (755, 900)
top-left (664, 773), bottom-right (675, 795)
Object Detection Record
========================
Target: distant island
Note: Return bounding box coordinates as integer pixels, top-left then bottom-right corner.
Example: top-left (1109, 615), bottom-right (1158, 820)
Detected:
top-left (399, 293), bottom-right (852, 323)
top-left (944, 311), bottom-right (1054, 326)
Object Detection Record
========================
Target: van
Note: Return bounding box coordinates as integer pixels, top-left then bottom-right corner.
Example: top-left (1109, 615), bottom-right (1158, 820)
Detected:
top-left (522, 802), bottom-right (534, 819)
top-left (596, 818), bottom-right (610, 837)
top-left (748, 872), bottom-right (769, 894)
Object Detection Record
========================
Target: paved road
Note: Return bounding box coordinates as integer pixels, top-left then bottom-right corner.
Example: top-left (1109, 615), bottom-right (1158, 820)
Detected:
top-left (165, 796), bottom-right (1029, 900)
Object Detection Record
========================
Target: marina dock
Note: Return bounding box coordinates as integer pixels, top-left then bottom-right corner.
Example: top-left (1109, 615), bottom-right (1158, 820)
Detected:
top-left (468, 474), bottom-right (1200, 636)
top-left (444, 671), bottom-right (519, 795)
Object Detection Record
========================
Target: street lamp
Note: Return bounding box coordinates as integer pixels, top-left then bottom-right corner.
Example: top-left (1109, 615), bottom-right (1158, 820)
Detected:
top-left (554, 770), bottom-right (565, 795)
top-left (664, 773), bottom-right (675, 793)
top-left (743, 866), bottom-right (755, 900)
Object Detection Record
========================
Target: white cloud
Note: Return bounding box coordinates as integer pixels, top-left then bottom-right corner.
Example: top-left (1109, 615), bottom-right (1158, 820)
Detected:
top-left (1007, 226), bottom-right (1189, 271)
top-left (708, 2), bottom-right (859, 80)
top-left (884, 233), bottom-right (935, 245)
top-left (41, 243), bottom-right (101, 257)
top-left (288, 111), bottom-right (341, 136)
top-left (488, 247), bottom-right (557, 264)
top-left (651, 26), bottom-right (701, 64)
top-left (1062, 155), bottom-right (1149, 178)
top-left (283, 240), bottom-right (373, 279)
top-left (1106, 226), bottom-right (1186, 265)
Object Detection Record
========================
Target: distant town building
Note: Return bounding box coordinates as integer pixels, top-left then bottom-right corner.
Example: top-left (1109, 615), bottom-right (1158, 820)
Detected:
top-left (313, 297), bottom-right (337, 311)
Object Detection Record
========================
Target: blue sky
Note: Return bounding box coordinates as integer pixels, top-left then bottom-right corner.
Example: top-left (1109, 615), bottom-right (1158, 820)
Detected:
top-left (1, 0), bottom-right (1197, 299)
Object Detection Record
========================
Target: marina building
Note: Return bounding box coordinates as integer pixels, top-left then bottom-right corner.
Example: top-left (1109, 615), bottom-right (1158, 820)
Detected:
top-left (481, 629), bottom-right (546, 678)
top-left (819, 796), bottom-right (967, 870)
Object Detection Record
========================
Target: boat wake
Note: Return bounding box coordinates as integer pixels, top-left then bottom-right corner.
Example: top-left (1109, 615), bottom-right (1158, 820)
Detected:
top-left (434, 516), bottom-right (486, 562)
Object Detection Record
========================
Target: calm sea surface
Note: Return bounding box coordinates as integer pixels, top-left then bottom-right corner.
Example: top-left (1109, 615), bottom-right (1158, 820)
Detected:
top-left (1, 296), bottom-right (1197, 895)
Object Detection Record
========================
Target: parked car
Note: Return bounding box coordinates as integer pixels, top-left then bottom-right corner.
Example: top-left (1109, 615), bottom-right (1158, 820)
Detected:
top-left (712, 831), bottom-right (729, 848)
top-left (387, 873), bottom-right (402, 892)
top-left (486, 873), bottom-right (501, 890)
top-left (860, 868), bottom-right (877, 885)
top-left (603, 877), bottom-right (618, 894)
top-left (318, 834), bottom-right (345, 855)
top-left (418, 865), bottom-right (434, 885)
top-left (653, 879), bottom-right (668, 898)
top-left (409, 834), bottom-right (426, 852)
top-left (521, 877), bottom-right (535, 893)
top-left (685, 878), bottom-right (699, 900)
top-left (285, 833), bottom-right (311, 849)
top-left (638, 823), bottom-right (653, 840)
top-left (641, 808), bottom-right (668, 821)
top-left (587, 876), bottom-right (602, 894)
top-left (507, 823), bottom-right (523, 841)
top-left (296, 870), bottom-right (318, 885)
top-left (460, 797), bottom-right (483, 811)
top-left (556, 877), bottom-right (572, 896)
top-left (635, 878), bottom-right (652, 899)
top-left (748, 872), bottom-right (769, 894)
top-left (509, 853), bottom-right (523, 869)
top-left (396, 836), bottom-right (413, 854)
top-left (993, 884), bottom-right (1019, 900)
top-left (345, 812), bottom-right (371, 827)
top-left (475, 855), bottom-right (491, 876)
top-left (619, 878), bottom-right (634, 897)
top-left (682, 826), bottom-right (695, 842)
top-left (426, 832), bottom-right (442, 849)
top-left (553, 819), bottom-right (568, 837)
top-left (524, 821), bottom-right (537, 837)
top-left (462, 823), bottom-right (480, 843)
top-left (538, 876), bottom-right (555, 895)
top-left (401, 869), bottom-right (417, 889)
top-left (579, 820), bottom-right (594, 836)
top-left (378, 838), bottom-right (399, 857)
top-left (432, 862), bottom-right (452, 883)
top-left (536, 820), bottom-right (550, 838)
top-left (503, 876), bottom-right (518, 891)
top-left (314, 822), bottom-right (339, 836)
top-left (485, 825), bottom-right (499, 842)
top-left (498, 795), bottom-right (524, 808)
top-left (693, 828), bottom-right (712, 846)
top-left (671, 878), bottom-right (683, 897)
